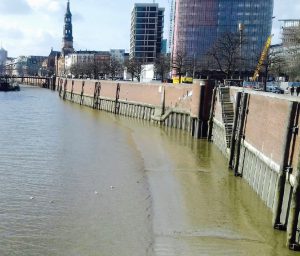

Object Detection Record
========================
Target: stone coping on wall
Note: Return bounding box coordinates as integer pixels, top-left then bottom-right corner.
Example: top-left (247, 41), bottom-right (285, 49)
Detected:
top-left (58, 77), bottom-right (194, 90)
top-left (230, 86), bottom-right (300, 102)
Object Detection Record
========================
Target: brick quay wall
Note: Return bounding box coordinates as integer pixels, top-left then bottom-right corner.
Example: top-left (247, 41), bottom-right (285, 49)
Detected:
top-left (210, 86), bottom-right (300, 250)
top-left (56, 77), bottom-right (300, 251)
top-left (56, 78), bottom-right (214, 138)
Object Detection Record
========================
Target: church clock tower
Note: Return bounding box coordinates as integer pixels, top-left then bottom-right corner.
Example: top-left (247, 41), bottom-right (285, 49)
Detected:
top-left (62, 0), bottom-right (74, 56)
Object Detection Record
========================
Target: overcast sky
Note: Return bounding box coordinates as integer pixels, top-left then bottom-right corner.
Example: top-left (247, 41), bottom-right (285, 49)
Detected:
top-left (0, 0), bottom-right (299, 57)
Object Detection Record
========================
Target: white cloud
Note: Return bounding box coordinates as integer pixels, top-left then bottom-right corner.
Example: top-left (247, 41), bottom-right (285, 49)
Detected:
top-left (0, 27), bottom-right (24, 40)
top-left (0, 0), bottom-right (32, 15)
top-left (0, 17), bottom-right (59, 57)
top-left (26, 0), bottom-right (63, 12)
top-left (1, 0), bottom-right (299, 57)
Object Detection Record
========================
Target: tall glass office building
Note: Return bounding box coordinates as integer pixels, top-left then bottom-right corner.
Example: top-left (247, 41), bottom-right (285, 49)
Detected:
top-left (130, 3), bottom-right (164, 64)
top-left (172, 0), bottom-right (274, 70)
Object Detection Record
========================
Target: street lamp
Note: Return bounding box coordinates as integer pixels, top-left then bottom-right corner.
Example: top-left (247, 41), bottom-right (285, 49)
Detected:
top-left (238, 23), bottom-right (244, 80)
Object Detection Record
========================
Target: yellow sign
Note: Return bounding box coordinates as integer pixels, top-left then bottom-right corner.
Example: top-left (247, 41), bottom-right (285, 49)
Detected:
top-left (172, 76), bottom-right (193, 84)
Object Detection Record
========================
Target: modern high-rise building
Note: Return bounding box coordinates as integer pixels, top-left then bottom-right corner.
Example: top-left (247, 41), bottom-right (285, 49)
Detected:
top-left (168, 0), bottom-right (175, 53)
top-left (172, 0), bottom-right (274, 70)
top-left (130, 3), bottom-right (165, 63)
top-left (62, 0), bottom-right (74, 56)
top-left (161, 39), bottom-right (167, 54)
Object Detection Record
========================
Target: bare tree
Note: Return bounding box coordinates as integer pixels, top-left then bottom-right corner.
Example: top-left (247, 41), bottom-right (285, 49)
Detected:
top-left (70, 63), bottom-right (95, 78)
top-left (266, 51), bottom-right (287, 80)
top-left (104, 57), bottom-right (122, 80)
top-left (125, 57), bottom-right (143, 82)
top-left (207, 32), bottom-right (241, 79)
top-left (134, 59), bottom-right (143, 82)
top-left (124, 58), bottom-right (135, 81)
top-left (154, 54), bottom-right (170, 82)
top-left (70, 63), bottom-right (80, 77)
top-left (172, 49), bottom-right (192, 83)
top-left (85, 63), bottom-right (97, 78)
top-left (94, 60), bottom-right (109, 79)
top-left (190, 55), bottom-right (208, 79)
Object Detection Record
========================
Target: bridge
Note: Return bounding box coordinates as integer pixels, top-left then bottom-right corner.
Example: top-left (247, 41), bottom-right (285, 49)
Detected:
top-left (0, 75), bottom-right (56, 90)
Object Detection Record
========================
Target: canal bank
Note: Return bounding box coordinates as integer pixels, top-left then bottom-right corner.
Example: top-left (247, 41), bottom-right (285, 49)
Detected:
top-left (210, 86), bottom-right (300, 249)
top-left (0, 86), bottom-right (295, 255)
top-left (57, 77), bottom-right (300, 252)
top-left (56, 78), bottom-right (214, 139)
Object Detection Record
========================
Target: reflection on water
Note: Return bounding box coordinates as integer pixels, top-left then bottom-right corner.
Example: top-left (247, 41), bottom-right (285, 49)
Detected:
top-left (0, 87), bottom-right (293, 256)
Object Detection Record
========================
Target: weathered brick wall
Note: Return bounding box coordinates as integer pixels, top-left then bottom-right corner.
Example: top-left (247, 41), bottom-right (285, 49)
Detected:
top-left (292, 116), bottom-right (300, 175)
top-left (213, 87), bottom-right (296, 166)
top-left (244, 94), bottom-right (290, 165)
top-left (57, 78), bottom-right (194, 111)
top-left (212, 87), bottom-right (297, 212)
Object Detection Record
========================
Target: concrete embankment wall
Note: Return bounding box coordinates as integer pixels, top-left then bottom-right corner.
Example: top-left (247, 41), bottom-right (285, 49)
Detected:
top-left (210, 87), bottom-right (300, 249)
top-left (56, 78), bottom-right (214, 138)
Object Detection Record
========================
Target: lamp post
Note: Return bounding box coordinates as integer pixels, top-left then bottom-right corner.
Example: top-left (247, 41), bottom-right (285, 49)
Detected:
top-left (238, 23), bottom-right (244, 81)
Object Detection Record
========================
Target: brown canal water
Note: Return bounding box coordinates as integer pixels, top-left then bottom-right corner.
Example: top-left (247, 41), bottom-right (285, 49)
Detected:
top-left (0, 87), bottom-right (295, 255)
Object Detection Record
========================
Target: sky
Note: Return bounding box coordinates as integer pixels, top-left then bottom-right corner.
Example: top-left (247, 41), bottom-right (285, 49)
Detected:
top-left (0, 0), bottom-right (299, 58)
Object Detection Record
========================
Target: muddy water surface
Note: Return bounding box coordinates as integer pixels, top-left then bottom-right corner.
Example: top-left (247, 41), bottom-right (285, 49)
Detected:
top-left (0, 87), bottom-right (293, 255)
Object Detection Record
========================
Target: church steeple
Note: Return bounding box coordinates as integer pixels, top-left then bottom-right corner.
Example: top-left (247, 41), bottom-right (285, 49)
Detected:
top-left (66, 0), bottom-right (71, 14)
top-left (62, 0), bottom-right (74, 56)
